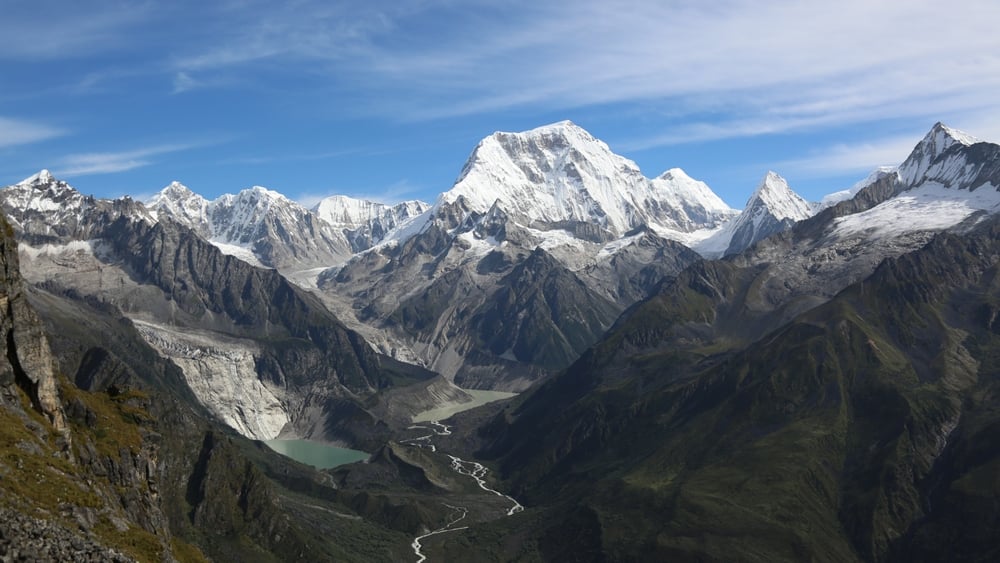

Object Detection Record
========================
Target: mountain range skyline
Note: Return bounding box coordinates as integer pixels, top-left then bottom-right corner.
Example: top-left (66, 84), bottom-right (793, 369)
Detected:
top-left (5, 119), bottom-right (984, 218)
top-left (3, 1), bottom-right (999, 207)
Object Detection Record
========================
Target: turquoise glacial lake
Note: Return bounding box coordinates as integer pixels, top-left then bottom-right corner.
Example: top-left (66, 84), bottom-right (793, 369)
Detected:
top-left (264, 439), bottom-right (368, 469)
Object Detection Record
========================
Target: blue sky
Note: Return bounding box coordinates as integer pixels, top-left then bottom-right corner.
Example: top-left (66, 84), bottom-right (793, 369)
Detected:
top-left (2, 0), bottom-right (999, 208)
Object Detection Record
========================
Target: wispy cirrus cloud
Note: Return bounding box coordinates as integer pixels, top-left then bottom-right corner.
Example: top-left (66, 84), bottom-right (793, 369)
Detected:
top-left (0, 1), bottom-right (154, 60)
top-left (171, 72), bottom-right (200, 94)
top-left (55, 143), bottom-right (203, 177)
top-left (776, 114), bottom-right (1000, 178)
top-left (5, 0), bottom-right (1000, 202)
top-left (0, 117), bottom-right (67, 148)
top-left (156, 0), bottom-right (1000, 144)
top-left (776, 136), bottom-right (920, 178)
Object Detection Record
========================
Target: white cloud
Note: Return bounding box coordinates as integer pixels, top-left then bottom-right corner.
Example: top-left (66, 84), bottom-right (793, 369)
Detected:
top-left (349, 1), bottom-right (1000, 134)
top-left (776, 113), bottom-right (1000, 179)
top-left (777, 136), bottom-right (921, 177)
top-left (0, 2), bottom-right (153, 60)
top-left (172, 72), bottom-right (200, 94)
top-left (0, 117), bottom-right (66, 148)
top-left (55, 144), bottom-right (201, 177)
top-left (7, 0), bottom-right (1000, 163)
top-left (151, 0), bottom-right (1000, 145)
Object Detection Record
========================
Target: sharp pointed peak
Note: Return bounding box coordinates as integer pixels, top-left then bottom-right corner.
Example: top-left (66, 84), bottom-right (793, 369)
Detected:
top-left (923, 122), bottom-right (980, 147)
top-left (741, 170), bottom-right (811, 221)
top-left (18, 169), bottom-right (57, 186)
top-left (899, 122), bottom-right (985, 185)
top-left (761, 170), bottom-right (786, 182)
top-left (656, 167), bottom-right (693, 181)
top-left (750, 171), bottom-right (791, 197)
top-left (161, 180), bottom-right (195, 193)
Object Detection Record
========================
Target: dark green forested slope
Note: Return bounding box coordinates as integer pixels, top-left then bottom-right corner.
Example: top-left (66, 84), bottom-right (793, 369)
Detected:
top-left (461, 217), bottom-right (1000, 562)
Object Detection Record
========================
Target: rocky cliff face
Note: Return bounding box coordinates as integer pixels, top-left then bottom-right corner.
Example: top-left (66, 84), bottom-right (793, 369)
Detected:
top-left (96, 215), bottom-right (435, 444)
top-left (0, 213), bottom-right (67, 436)
top-left (0, 210), bottom-right (180, 561)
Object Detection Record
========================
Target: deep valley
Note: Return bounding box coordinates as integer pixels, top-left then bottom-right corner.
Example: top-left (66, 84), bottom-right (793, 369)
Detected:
top-left (1, 120), bottom-right (1000, 562)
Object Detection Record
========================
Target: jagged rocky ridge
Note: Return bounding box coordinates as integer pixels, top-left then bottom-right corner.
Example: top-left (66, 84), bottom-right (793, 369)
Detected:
top-left (311, 122), bottom-right (738, 388)
top-left (105, 122), bottom-right (815, 395)
top-left (147, 182), bottom-right (431, 271)
top-left (146, 182), bottom-right (355, 270)
top-left (1, 176), bottom-right (436, 444)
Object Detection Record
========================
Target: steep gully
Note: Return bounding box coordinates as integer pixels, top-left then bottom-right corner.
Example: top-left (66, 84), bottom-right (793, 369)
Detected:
top-left (402, 420), bottom-right (523, 562)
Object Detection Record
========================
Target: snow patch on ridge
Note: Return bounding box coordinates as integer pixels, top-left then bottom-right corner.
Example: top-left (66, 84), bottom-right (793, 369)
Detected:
top-left (833, 182), bottom-right (1000, 239)
top-left (208, 239), bottom-right (268, 268)
top-left (18, 240), bottom-right (97, 259)
top-left (456, 231), bottom-right (502, 257)
top-left (820, 166), bottom-right (900, 208)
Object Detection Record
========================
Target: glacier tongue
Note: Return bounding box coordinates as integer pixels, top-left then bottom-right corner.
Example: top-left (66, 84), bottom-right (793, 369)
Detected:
top-left (134, 320), bottom-right (290, 440)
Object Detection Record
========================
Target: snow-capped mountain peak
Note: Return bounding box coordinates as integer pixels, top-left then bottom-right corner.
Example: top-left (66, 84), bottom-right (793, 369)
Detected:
top-left (899, 122), bottom-right (984, 187)
top-left (1, 170), bottom-right (156, 241)
top-left (5, 169), bottom-right (88, 216)
top-left (211, 186), bottom-right (309, 236)
top-left (927, 122), bottom-right (980, 149)
top-left (649, 168), bottom-right (738, 229)
top-left (217, 185), bottom-right (291, 209)
top-left (313, 195), bottom-right (431, 251)
top-left (706, 171), bottom-right (813, 256)
top-left (654, 168), bottom-right (732, 212)
top-left (147, 182), bottom-right (210, 230)
top-left (749, 171), bottom-right (813, 221)
top-left (18, 169), bottom-right (56, 186)
top-left (437, 121), bottom-right (730, 238)
top-left (146, 183), bottom-right (353, 269)
top-left (148, 181), bottom-right (203, 204)
top-left (314, 195), bottom-right (393, 229)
